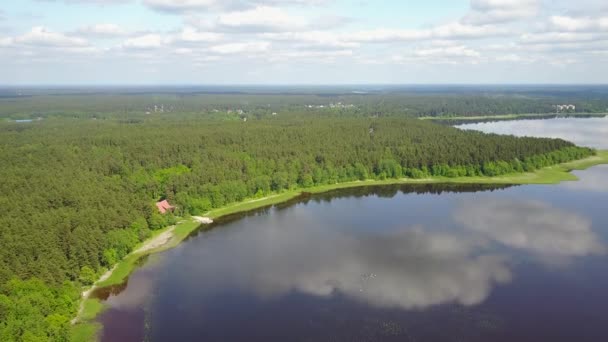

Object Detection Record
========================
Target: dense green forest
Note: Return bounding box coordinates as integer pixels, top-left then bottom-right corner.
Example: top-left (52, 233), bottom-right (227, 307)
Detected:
top-left (2, 85), bottom-right (608, 121)
top-left (0, 99), bottom-right (598, 341)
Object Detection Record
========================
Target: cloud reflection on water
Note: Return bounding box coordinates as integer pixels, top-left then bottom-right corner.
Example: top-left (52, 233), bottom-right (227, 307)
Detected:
top-left (172, 215), bottom-right (512, 310)
top-left (563, 165), bottom-right (608, 193)
top-left (105, 195), bottom-right (605, 315)
top-left (455, 198), bottom-right (605, 263)
top-left (457, 117), bottom-right (608, 149)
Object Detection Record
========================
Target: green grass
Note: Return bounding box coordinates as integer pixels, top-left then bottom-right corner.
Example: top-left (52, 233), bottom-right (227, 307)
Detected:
top-left (171, 220), bottom-right (203, 241)
top-left (95, 219), bottom-right (201, 288)
top-left (560, 150), bottom-right (608, 170)
top-left (80, 298), bottom-right (104, 321)
top-left (70, 322), bottom-right (101, 342)
top-left (206, 192), bottom-right (300, 219)
top-left (420, 113), bottom-right (607, 121)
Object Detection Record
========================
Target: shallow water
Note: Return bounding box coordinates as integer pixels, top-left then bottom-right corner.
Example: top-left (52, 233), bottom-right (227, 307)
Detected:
top-left (99, 119), bottom-right (608, 342)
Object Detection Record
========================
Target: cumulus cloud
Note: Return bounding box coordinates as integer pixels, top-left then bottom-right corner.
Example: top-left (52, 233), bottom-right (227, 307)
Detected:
top-left (143, 0), bottom-right (221, 13)
top-left (346, 22), bottom-right (507, 43)
top-left (76, 23), bottom-right (129, 38)
top-left (217, 6), bottom-right (308, 32)
top-left (142, 0), bottom-right (331, 13)
top-left (548, 15), bottom-right (608, 32)
top-left (5, 0), bottom-right (608, 83)
top-left (415, 45), bottom-right (481, 58)
top-left (463, 0), bottom-right (540, 25)
top-left (209, 41), bottom-right (269, 54)
top-left (35, 0), bottom-right (131, 4)
top-left (520, 31), bottom-right (607, 44)
top-left (261, 31), bottom-right (359, 49)
top-left (122, 34), bottom-right (165, 49)
top-left (0, 37), bottom-right (13, 47)
top-left (14, 26), bottom-right (88, 47)
top-left (172, 27), bottom-right (223, 43)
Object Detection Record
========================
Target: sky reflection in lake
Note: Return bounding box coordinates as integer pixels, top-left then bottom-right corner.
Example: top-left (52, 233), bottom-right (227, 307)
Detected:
top-left (99, 178), bottom-right (608, 342)
top-left (457, 117), bottom-right (608, 149)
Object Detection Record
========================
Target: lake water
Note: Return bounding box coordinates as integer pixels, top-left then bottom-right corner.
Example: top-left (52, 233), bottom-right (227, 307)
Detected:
top-left (98, 119), bottom-right (608, 342)
top-left (456, 116), bottom-right (608, 149)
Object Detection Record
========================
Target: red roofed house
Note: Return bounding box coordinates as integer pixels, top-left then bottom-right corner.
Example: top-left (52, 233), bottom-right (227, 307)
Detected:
top-left (156, 200), bottom-right (175, 214)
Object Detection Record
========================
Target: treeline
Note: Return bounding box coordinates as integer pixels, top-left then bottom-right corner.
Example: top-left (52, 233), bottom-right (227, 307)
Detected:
top-left (2, 90), bottom-right (608, 121)
top-left (0, 116), bottom-right (594, 341)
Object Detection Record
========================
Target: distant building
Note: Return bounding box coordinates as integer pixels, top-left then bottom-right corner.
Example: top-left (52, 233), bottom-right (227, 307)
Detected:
top-left (554, 104), bottom-right (576, 112)
top-left (156, 200), bottom-right (175, 214)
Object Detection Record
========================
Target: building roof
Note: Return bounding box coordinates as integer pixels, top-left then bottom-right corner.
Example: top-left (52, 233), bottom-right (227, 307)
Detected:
top-left (156, 200), bottom-right (174, 214)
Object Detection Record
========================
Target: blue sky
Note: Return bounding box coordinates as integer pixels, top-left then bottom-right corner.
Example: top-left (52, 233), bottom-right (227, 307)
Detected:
top-left (1, 0), bottom-right (607, 84)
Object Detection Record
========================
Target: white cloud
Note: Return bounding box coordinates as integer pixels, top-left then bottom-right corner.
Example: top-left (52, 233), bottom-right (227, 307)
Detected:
top-left (4, 0), bottom-right (608, 83)
top-left (346, 28), bottom-right (430, 43)
top-left (122, 34), bottom-right (164, 49)
top-left (142, 0), bottom-right (331, 13)
top-left (520, 31), bottom-right (607, 44)
top-left (415, 45), bottom-right (481, 58)
top-left (345, 22), bottom-right (507, 44)
top-left (0, 37), bottom-right (13, 47)
top-left (432, 22), bottom-right (508, 39)
top-left (262, 31), bottom-right (359, 49)
top-left (173, 27), bottom-right (223, 43)
top-left (548, 15), bottom-right (608, 32)
top-left (218, 6), bottom-right (308, 32)
top-left (209, 41), bottom-right (270, 54)
top-left (267, 49), bottom-right (352, 62)
top-left (143, 0), bottom-right (219, 13)
top-left (495, 53), bottom-right (535, 63)
top-left (36, 0), bottom-right (131, 4)
top-left (15, 26), bottom-right (88, 47)
top-left (464, 0), bottom-right (539, 25)
top-left (77, 23), bottom-right (129, 37)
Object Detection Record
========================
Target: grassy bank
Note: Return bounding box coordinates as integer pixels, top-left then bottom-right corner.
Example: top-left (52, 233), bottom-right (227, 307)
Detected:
top-left (419, 113), bottom-right (607, 122)
top-left (71, 150), bottom-right (608, 341)
top-left (71, 219), bottom-right (201, 341)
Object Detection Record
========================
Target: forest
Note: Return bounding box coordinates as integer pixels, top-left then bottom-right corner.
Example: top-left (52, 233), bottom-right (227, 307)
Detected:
top-left (0, 92), bottom-right (599, 341)
top-left (2, 85), bottom-right (608, 121)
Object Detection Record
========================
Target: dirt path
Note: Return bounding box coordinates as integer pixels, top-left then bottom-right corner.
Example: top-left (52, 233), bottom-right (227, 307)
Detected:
top-left (133, 225), bottom-right (176, 254)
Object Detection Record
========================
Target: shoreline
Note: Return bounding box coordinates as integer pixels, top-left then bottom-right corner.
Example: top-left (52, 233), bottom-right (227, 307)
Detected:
top-left (419, 112), bottom-right (608, 122)
top-left (71, 150), bottom-right (608, 340)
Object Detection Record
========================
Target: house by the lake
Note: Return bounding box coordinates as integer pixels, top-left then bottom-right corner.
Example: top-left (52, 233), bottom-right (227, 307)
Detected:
top-left (156, 200), bottom-right (175, 214)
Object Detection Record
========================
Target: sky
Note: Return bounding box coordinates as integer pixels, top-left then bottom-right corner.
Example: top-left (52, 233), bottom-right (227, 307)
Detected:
top-left (1, 0), bottom-right (607, 85)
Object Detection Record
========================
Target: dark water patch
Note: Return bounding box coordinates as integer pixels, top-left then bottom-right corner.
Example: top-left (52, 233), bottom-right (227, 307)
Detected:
top-left (91, 254), bottom-right (151, 300)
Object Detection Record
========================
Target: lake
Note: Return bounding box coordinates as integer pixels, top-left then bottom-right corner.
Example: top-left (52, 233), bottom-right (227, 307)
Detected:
top-left (457, 116), bottom-right (608, 149)
top-left (98, 118), bottom-right (608, 342)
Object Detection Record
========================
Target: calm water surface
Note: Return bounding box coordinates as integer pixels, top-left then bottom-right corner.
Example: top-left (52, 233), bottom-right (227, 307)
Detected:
top-left (99, 119), bottom-right (608, 341)
top-left (457, 116), bottom-right (608, 149)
